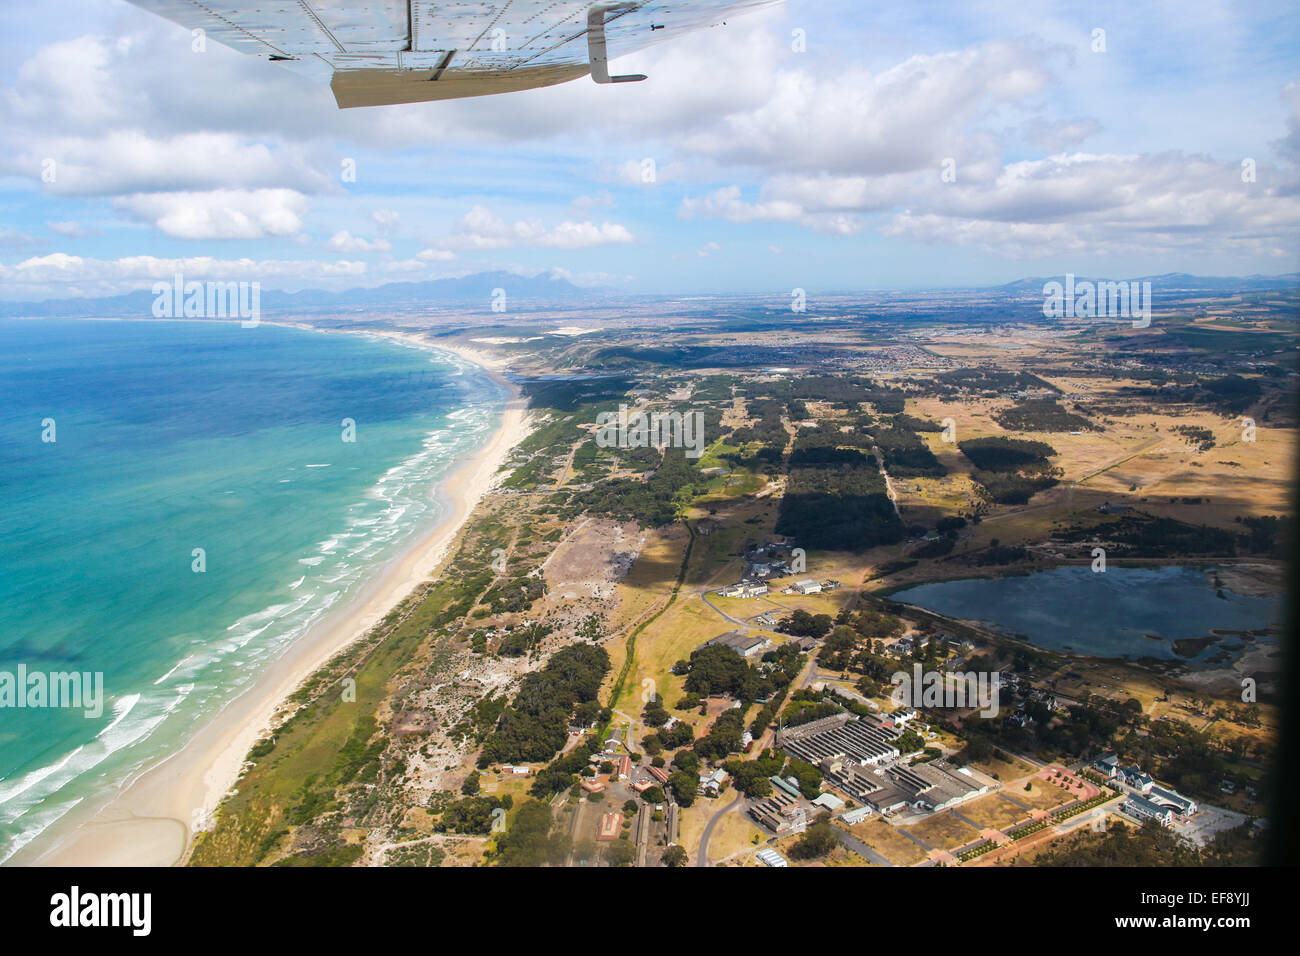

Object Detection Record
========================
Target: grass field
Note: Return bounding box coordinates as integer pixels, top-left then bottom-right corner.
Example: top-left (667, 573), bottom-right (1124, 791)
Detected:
top-left (960, 792), bottom-right (1035, 832)
top-left (902, 811), bottom-right (982, 850)
top-left (847, 818), bottom-right (929, 865)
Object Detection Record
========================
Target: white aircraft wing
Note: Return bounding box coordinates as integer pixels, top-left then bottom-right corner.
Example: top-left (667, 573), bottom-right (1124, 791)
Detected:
top-left (124, 0), bottom-right (778, 108)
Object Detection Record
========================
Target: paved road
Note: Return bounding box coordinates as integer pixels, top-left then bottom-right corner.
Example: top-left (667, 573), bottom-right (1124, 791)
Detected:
top-left (696, 793), bottom-right (744, 867)
top-left (834, 827), bottom-right (894, 866)
top-left (700, 589), bottom-right (753, 628)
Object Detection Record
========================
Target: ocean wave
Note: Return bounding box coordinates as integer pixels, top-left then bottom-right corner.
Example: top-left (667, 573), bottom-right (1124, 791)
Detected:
top-left (2, 357), bottom-right (505, 863)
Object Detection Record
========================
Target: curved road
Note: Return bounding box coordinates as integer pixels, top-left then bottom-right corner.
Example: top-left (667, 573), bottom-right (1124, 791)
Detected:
top-left (696, 793), bottom-right (744, 867)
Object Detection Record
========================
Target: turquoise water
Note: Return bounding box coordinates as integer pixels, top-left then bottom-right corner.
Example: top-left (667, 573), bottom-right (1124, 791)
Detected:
top-left (892, 566), bottom-right (1283, 660)
top-left (0, 319), bottom-right (505, 861)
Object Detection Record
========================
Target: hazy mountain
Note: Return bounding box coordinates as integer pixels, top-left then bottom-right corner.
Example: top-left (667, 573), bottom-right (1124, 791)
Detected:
top-left (0, 270), bottom-right (587, 318)
top-left (1, 270), bottom-right (1295, 319)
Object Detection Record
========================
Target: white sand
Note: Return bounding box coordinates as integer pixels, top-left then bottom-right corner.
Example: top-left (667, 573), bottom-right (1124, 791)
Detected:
top-left (23, 330), bottom-right (530, 866)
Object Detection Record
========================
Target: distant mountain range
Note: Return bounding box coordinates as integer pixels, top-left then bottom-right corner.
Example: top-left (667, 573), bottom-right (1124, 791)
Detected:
top-left (994, 272), bottom-right (1300, 294)
top-left (0, 270), bottom-right (588, 318)
top-left (0, 270), bottom-right (1295, 318)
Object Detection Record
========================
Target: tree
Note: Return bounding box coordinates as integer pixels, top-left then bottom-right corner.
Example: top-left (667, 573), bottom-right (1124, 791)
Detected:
top-left (789, 814), bottom-right (838, 860)
top-left (606, 838), bottom-right (636, 867)
top-left (668, 771), bottom-right (699, 808)
top-left (662, 845), bottom-right (689, 867)
top-left (461, 770), bottom-right (480, 796)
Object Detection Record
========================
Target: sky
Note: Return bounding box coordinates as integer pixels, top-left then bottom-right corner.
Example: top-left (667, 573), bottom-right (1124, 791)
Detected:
top-left (1, 0), bottom-right (1298, 301)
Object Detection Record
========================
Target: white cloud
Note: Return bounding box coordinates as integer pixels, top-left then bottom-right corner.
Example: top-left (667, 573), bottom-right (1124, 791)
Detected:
top-left (0, 252), bottom-right (367, 299)
top-left (435, 206), bottom-right (634, 251)
top-left (383, 247), bottom-right (457, 273)
top-left (46, 220), bottom-right (88, 238)
top-left (112, 189), bottom-right (309, 239)
top-left (327, 230), bottom-right (391, 253)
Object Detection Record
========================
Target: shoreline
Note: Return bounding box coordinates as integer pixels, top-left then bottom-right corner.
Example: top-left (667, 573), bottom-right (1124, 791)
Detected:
top-left (18, 326), bottom-right (530, 867)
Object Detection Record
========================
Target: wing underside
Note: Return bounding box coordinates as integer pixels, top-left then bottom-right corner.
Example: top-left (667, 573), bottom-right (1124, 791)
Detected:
top-left (125, 0), bottom-right (777, 107)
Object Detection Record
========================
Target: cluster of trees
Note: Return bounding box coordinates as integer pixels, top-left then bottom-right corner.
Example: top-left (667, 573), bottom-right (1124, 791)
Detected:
top-left (496, 621), bottom-right (553, 657)
top-left (694, 708), bottom-right (748, 761)
top-left (567, 447), bottom-right (701, 527)
top-left (480, 643), bottom-right (610, 766)
top-left (491, 800), bottom-right (571, 867)
top-left (958, 436), bottom-right (1057, 471)
top-left (927, 368), bottom-right (1057, 397)
top-left (892, 413), bottom-right (943, 433)
top-left (909, 536), bottom-right (955, 559)
top-left (1173, 424), bottom-right (1216, 451)
top-left (776, 463), bottom-right (903, 549)
top-left (730, 397), bottom-right (789, 452)
top-left (683, 644), bottom-right (771, 701)
top-left (1053, 514), bottom-right (1238, 557)
top-left (436, 794), bottom-right (512, 834)
top-left (871, 425), bottom-right (946, 477)
top-left (994, 399), bottom-right (1096, 433)
top-left (1237, 514), bottom-right (1292, 557)
top-left (789, 813), bottom-right (839, 859)
top-left (777, 609), bottom-right (834, 638)
top-left (1201, 373), bottom-right (1262, 414)
top-left (957, 436), bottom-right (1060, 505)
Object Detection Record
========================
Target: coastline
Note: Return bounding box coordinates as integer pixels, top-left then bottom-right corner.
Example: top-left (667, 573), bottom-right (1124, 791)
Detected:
top-left (19, 328), bottom-right (530, 867)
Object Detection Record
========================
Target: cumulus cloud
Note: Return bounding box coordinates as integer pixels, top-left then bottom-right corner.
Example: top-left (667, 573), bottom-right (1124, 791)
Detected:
top-left (327, 230), bottom-right (391, 253)
top-left (112, 189), bottom-right (309, 239)
top-left (434, 206), bottom-right (634, 251)
top-left (879, 151), bottom-right (1300, 257)
top-left (0, 252), bottom-right (366, 298)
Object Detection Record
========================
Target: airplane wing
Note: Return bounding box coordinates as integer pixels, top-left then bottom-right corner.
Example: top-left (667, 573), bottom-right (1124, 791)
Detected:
top-left (124, 0), bottom-right (778, 108)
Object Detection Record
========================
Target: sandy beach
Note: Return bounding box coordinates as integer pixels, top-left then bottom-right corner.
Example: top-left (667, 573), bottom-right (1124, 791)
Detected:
top-left (20, 331), bottom-right (529, 867)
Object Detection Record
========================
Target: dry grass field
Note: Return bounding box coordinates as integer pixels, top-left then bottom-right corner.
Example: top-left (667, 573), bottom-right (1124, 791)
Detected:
top-left (846, 818), bottom-right (929, 865)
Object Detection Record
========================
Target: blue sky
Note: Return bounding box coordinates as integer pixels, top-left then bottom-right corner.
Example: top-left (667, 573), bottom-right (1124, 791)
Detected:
top-left (1, 0), bottom-right (1298, 300)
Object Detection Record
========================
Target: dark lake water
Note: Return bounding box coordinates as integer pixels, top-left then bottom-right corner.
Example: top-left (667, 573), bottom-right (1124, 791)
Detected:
top-left (891, 566), bottom-right (1282, 661)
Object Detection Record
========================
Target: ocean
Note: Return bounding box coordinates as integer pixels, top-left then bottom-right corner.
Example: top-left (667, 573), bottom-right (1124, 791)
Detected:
top-left (0, 318), bottom-right (505, 862)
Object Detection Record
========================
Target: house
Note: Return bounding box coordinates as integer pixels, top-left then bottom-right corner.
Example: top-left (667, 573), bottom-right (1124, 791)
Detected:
top-left (771, 775), bottom-right (803, 799)
top-left (812, 792), bottom-right (845, 812)
top-left (597, 812), bottom-right (622, 840)
top-left (700, 768), bottom-right (729, 797)
top-left (821, 579), bottom-right (841, 591)
top-left (886, 708), bottom-right (918, 729)
top-left (1147, 785), bottom-right (1197, 817)
top-left (1124, 794), bottom-right (1174, 827)
top-left (756, 848), bottom-right (788, 868)
top-left (698, 630), bottom-right (771, 659)
top-left (1093, 752), bottom-right (1120, 778)
top-left (841, 806), bottom-right (873, 825)
top-left (618, 754), bottom-right (632, 780)
top-left (646, 766), bottom-right (671, 785)
top-left (792, 579), bottom-right (822, 595)
top-left (749, 792), bottom-right (807, 835)
top-left (1121, 766), bottom-right (1155, 794)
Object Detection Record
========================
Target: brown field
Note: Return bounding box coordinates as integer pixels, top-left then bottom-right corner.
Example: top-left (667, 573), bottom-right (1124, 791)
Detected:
top-left (902, 811), bottom-right (983, 850)
top-left (1011, 777), bottom-right (1075, 811)
top-left (846, 818), bottom-right (929, 866)
top-left (960, 792), bottom-right (1035, 832)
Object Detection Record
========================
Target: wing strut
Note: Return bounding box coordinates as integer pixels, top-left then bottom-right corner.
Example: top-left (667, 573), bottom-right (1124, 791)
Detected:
top-left (587, 3), bottom-right (647, 84)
